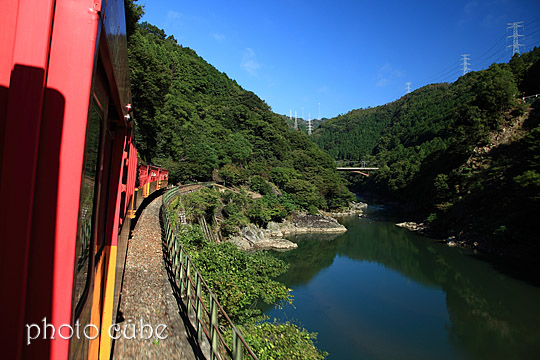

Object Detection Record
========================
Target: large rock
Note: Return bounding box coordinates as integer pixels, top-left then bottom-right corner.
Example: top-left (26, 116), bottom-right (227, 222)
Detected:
top-left (327, 201), bottom-right (368, 217)
top-left (396, 222), bottom-right (426, 232)
top-left (228, 224), bottom-right (297, 251)
top-left (265, 221), bottom-right (284, 237)
top-left (351, 201), bottom-right (368, 210)
top-left (227, 213), bottom-right (347, 251)
top-left (281, 214), bottom-right (347, 234)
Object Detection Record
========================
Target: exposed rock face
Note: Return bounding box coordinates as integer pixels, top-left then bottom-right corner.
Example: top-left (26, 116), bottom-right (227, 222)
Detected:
top-left (228, 224), bottom-right (297, 251)
top-left (227, 213), bottom-right (347, 251)
top-left (265, 221), bottom-right (284, 237)
top-left (328, 201), bottom-right (368, 217)
top-left (351, 201), bottom-right (368, 210)
top-left (281, 214), bottom-right (347, 234)
top-left (395, 222), bottom-right (426, 232)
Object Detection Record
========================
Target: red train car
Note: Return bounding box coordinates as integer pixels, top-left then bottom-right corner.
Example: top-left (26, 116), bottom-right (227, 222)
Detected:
top-left (0, 1), bottom-right (167, 359)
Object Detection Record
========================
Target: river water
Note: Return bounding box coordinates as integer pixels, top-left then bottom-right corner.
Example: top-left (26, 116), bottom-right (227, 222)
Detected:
top-left (264, 205), bottom-right (540, 360)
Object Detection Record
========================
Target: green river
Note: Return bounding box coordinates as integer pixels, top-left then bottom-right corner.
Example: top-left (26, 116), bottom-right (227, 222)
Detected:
top-left (264, 205), bottom-right (540, 360)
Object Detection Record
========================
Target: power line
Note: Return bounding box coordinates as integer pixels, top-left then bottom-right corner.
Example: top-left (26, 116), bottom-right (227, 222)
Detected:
top-left (526, 35), bottom-right (540, 50)
top-left (416, 60), bottom-right (461, 85)
top-left (523, 22), bottom-right (540, 34)
top-left (491, 50), bottom-right (510, 64)
top-left (523, 15), bottom-right (540, 26)
top-left (524, 27), bottom-right (540, 38)
top-left (388, 19), bottom-right (540, 103)
top-left (475, 33), bottom-right (506, 63)
top-left (475, 44), bottom-right (507, 69)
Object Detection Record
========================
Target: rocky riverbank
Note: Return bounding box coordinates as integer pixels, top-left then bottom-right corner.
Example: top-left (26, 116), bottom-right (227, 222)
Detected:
top-left (325, 201), bottom-right (368, 217)
top-left (359, 190), bottom-right (540, 261)
top-left (396, 221), bottom-right (486, 253)
top-left (228, 213), bottom-right (347, 251)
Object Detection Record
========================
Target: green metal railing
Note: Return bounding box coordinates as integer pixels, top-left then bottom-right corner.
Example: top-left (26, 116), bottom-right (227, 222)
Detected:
top-left (162, 187), bottom-right (258, 360)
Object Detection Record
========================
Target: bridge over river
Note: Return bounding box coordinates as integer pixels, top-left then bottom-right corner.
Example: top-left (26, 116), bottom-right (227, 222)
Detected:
top-left (336, 167), bottom-right (379, 176)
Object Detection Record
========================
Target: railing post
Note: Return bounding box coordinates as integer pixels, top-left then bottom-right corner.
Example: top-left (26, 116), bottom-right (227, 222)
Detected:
top-left (167, 222), bottom-right (173, 248)
top-left (172, 236), bottom-right (177, 276)
top-left (179, 248), bottom-right (185, 296)
top-left (210, 297), bottom-right (219, 360)
top-left (232, 330), bottom-right (244, 360)
top-left (175, 241), bottom-right (181, 280)
top-left (195, 272), bottom-right (202, 342)
top-left (186, 261), bottom-right (192, 315)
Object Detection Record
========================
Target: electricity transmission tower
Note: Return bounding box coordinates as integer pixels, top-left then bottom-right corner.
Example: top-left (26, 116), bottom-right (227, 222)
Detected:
top-left (308, 113), bottom-right (312, 135)
top-left (507, 21), bottom-right (524, 55)
top-left (461, 54), bottom-right (471, 75)
top-left (405, 81), bottom-right (412, 94)
top-left (294, 110), bottom-right (298, 130)
top-left (289, 109), bottom-right (293, 127)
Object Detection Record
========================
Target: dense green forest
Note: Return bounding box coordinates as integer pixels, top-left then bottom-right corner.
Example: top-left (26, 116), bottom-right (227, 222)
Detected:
top-left (125, 3), bottom-right (352, 213)
top-left (313, 48), bottom-right (540, 252)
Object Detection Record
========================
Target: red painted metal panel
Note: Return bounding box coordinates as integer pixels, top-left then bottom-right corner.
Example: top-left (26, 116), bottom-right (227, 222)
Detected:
top-left (139, 163), bottom-right (149, 186)
top-left (127, 140), bottom-right (137, 202)
top-left (149, 167), bottom-right (159, 182)
top-left (0, 1), bottom-right (56, 358)
top-left (0, 0), bottom-right (18, 150)
top-left (124, 138), bottom-right (136, 216)
top-left (108, 131), bottom-right (128, 247)
top-left (160, 170), bottom-right (169, 181)
top-left (23, 1), bottom-right (101, 359)
top-left (0, 0), bottom-right (17, 85)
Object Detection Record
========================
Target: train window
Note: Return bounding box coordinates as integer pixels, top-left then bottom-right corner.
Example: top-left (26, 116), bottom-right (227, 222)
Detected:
top-left (73, 101), bottom-right (103, 315)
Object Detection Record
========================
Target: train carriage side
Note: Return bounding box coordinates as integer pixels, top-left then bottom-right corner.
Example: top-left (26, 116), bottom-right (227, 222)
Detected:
top-left (0, 1), bottom-right (165, 359)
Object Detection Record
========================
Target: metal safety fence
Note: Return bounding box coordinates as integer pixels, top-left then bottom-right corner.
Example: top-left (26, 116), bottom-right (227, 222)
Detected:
top-left (162, 187), bottom-right (258, 360)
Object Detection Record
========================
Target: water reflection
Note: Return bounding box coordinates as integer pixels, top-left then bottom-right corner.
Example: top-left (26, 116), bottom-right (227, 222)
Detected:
top-left (265, 216), bottom-right (540, 360)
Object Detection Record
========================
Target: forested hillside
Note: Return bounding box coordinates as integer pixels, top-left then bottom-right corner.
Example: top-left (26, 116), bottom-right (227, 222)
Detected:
top-left (125, 5), bottom-right (352, 212)
top-left (313, 48), bottom-right (540, 251)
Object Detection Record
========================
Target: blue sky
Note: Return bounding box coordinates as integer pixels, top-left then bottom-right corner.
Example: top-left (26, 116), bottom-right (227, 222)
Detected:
top-left (139, 0), bottom-right (540, 119)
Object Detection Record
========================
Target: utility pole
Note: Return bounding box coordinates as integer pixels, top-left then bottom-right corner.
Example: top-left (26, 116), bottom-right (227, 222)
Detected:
top-left (461, 54), bottom-right (471, 75)
top-left (308, 113), bottom-right (312, 135)
top-left (294, 110), bottom-right (298, 130)
top-left (507, 21), bottom-right (524, 55)
top-left (405, 81), bottom-right (412, 94)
